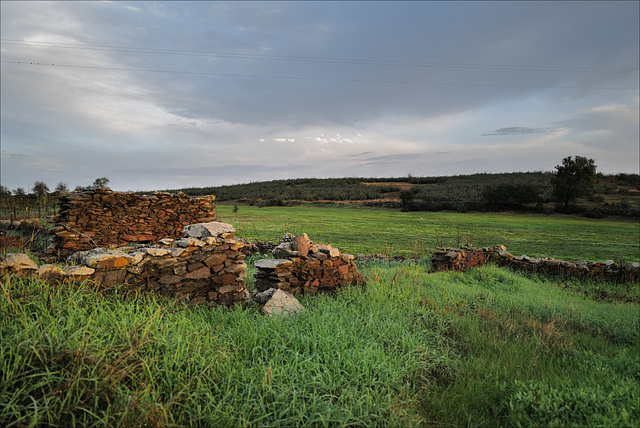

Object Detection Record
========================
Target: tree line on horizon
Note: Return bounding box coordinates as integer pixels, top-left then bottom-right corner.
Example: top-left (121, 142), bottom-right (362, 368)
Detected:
top-left (1, 158), bottom-right (639, 219)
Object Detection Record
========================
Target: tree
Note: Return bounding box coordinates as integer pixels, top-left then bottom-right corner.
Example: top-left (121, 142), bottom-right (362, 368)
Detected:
top-left (32, 181), bottom-right (50, 197)
top-left (91, 177), bottom-right (110, 189)
top-left (13, 187), bottom-right (26, 196)
top-left (553, 156), bottom-right (597, 207)
top-left (0, 185), bottom-right (11, 197)
top-left (54, 182), bottom-right (69, 195)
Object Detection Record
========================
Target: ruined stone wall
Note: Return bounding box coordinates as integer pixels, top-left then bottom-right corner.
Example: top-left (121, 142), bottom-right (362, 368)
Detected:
top-left (431, 245), bottom-right (640, 283)
top-left (253, 234), bottom-right (364, 295)
top-left (41, 189), bottom-right (216, 262)
top-left (3, 222), bottom-right (249, 306)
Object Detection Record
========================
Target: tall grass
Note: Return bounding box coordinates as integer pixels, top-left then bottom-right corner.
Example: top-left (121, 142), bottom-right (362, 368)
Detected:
top-left (2, 259), bottom-right (638, 427)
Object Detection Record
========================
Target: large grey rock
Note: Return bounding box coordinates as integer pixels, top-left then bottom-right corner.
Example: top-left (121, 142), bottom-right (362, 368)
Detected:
top-left (67, 248), bottom-right (107, 264)
top-left (183, 222), bottom-right (235, 238)
top-left (273, 242), bottom-right (295, 258)
top-left (262, 289), bottom-right (304, 316)
top-left (251, 287), bottom-right (277, 305)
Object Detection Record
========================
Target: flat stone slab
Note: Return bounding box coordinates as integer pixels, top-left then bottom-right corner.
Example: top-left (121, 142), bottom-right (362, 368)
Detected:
top-left (85, 251), bottom-right (135, 269)
top-left (254, 259), bottom-right (294, 270)
top-left (183, 222), bottom-right (235, 238)
top-left (1, 253), bottom-right (38, 271)
top-left (63, 266), bottom-right (95, 276)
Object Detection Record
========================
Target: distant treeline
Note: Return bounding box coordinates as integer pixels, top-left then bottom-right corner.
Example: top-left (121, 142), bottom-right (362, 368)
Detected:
top-left (162, 172), bottom-right (640, 218)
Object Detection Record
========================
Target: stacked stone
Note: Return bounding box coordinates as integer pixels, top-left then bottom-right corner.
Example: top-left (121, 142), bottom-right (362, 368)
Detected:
top-left (2, 222), bottom-right (249, 306)
top-left (431, 245), bottom-right (640, 283)
top-left (41, 189), bottom-right (216, 262)
top-left (253, 234), bottom-right (364, 295)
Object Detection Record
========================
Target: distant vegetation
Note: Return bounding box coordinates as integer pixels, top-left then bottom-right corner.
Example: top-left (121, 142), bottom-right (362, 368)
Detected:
top-left (165, 171), bottom-right (640, 218)
top-left (2, 171), bottom-right (638, 220)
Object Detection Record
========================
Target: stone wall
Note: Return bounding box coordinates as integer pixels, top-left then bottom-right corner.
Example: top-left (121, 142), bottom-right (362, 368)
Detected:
top-left (41, 189), bottom-right (216, 262)
top-left (2, 222), bottom-right (249, 306)
top-left (431, 245), bottom-right (640, 283)
top-left (253, 233), bottom-right (364, 295)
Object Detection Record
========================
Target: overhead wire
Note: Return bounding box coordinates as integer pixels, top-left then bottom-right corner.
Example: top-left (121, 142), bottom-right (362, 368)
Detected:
top-left (0, 60), bottom-right (636, 90)
top-left (2, 38), bottom-right (638, 74)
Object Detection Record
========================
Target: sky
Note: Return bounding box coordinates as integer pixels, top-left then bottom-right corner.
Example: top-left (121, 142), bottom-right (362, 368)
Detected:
top-left (1, 1), bottom-right (638, 193)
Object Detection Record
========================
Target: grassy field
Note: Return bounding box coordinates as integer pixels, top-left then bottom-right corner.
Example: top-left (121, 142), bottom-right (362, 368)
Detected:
top-left (2, 206), bottom-right (639, 427)
top-left (216, 204), bottom-right (640, 263)
top-left (1, 260), bottom-right (638, 427)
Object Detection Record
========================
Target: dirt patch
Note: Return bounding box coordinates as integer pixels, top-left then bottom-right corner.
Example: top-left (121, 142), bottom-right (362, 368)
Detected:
top-left (361, 182), bottom-right (414, 191)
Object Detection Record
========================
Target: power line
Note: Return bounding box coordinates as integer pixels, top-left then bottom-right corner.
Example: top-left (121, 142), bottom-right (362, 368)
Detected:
top-left (1, 60), bottom-right (636, 90)
top-left (1, 60), bottom-right (637, 90)
top-left (2, 38), bottom-right (638, 74)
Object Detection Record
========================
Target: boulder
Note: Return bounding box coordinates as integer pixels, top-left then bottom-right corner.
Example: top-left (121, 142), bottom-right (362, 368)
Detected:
top-left (262, 289), bottom-right (304, 316)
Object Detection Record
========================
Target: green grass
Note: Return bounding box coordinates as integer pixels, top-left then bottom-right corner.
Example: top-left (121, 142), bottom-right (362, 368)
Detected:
top-left (2, 206), bottom-right (639, 426)
top-left (2, 260), bottom-right (638, 427)
top-left (216, 204), bottom-right (640, 263)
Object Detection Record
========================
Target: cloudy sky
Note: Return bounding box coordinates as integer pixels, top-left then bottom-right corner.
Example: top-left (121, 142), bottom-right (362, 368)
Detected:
top-left (1, 1), bottom-right (638, 192)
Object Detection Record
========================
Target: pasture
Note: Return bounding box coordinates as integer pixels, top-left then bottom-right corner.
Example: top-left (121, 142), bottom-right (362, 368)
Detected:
top-left (216, 204), bottom-right (640, 263)
top-left (1, 205), bottom-right (639, 427)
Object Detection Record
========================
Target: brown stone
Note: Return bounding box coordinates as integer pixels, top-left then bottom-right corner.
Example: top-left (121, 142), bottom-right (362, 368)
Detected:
top-left (185, 266), bottom-right (211, 280)
top-left (292, 235), bottom-right (309, 255)
top-left (204, 253), bottom-right (227, 266)
top-left (218, 282), bottom-right (245, 294)
top-left (159, 275), bottom-right (182, 285)
top-left (188, 262), bottom-right (204, 272)
top-left (93, 270), bottom-right (127, 287)
top-left (213, 274), bottom-right (237, 285)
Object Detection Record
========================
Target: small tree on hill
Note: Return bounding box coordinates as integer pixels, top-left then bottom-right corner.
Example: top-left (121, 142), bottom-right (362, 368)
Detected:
top-left (32, 181), bottom-right (50, 197)
top-left (91, 177), bottom-right (110, 189)
top-left (13, 187), bottom-right (26, 196)
top-left (553, 156), bottom-right (597, 208)
top-left (54, 182), bottom-right (70, 195)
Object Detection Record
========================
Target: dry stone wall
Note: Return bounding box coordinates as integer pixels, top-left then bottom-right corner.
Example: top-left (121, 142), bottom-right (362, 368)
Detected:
top-left (2, 222), bottom-right (249, 306)
top-left (431, 245), bottom-right (640, 283)
top-left (253, 233), bottom-right (364, 295)
top-left (41, 189), bottom-right (216, 262)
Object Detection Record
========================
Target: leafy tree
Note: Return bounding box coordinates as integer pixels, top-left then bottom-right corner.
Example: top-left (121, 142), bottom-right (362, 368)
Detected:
top-left (32, 181), bottom-right (50, 197)
top-left (54, 182), bottom-right (69, 195)
top-left (553, 156), bottom-right (597, 207)
top-left (13, 187), bottom-right (26, 196)
top-left (91, 177), bottom-right (110, 189)
top-left (0, 185), bottom-right (11, 197)
top-left (482, 183), bottom-right (541, 208)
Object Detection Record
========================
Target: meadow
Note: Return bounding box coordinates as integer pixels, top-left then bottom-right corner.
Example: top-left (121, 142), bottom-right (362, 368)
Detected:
top-left (215, 204), bottom-right (640, 263)
top-left (1, 205), bottom-right (639, 427)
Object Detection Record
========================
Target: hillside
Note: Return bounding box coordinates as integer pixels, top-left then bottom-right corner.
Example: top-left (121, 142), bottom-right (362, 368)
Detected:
top-left (165, 172), bottom-right (640, 218)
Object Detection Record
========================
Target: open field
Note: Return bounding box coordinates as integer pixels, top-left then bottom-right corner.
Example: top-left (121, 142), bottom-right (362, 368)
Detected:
top-left (216, 204), bottom-right (640, 263)
top-left (2, 203), bottom-right (639, 426)
top-left (2, 259), bottom-right (638, 427)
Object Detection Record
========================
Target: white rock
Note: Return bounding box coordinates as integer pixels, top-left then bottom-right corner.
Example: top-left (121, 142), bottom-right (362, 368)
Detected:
top-left (262, 289), bottom-right (304, 316)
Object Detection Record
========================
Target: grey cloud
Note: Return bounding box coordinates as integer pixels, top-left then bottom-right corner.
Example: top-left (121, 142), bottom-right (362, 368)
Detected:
top-left (482, 127), bottom-right (562, 136)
